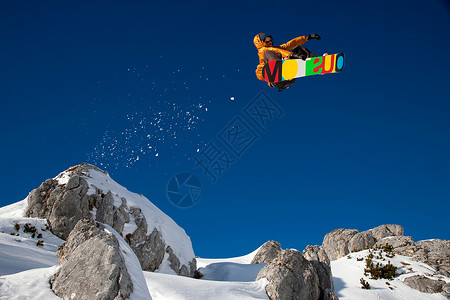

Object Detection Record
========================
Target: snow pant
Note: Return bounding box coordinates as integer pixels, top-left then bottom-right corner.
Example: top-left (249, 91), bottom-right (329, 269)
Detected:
top-left (264, 46), bottom-right (317, 91)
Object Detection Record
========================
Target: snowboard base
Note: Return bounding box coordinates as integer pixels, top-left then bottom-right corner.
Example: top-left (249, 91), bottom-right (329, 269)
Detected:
top-left (263, 53), bottom-right (345, 83)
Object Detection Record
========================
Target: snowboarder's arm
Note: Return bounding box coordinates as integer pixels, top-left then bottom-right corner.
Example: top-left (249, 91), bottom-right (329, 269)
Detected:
top-left (278, 36), bottom-right (308, 51)
top-left (262, 47), bottom-right (292, 58)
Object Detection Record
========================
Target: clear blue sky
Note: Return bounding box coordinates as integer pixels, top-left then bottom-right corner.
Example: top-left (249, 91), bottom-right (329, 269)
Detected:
top-left (1, 0), bottom-right (449, 258)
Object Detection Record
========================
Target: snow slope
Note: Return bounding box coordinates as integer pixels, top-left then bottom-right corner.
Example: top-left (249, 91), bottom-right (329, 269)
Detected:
top-left (0, 200), bottom-right (64, 300)
top-left (0, 200), bottom-right (63, 276)
top-left (144, 249), bottom-right (269, 300)
top-left (332, 249), bottom-right (449, 300)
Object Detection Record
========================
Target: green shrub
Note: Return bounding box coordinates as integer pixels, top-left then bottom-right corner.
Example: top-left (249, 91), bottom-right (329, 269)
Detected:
top-left (364, 257), bottom-right (397, 280)
top-left (24, 223), bottom-right (37, 234)
top-left (360, 278), bottom-right (371, 289)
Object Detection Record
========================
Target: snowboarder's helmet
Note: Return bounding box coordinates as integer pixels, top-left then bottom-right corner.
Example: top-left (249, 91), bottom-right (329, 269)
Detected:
top-left (260, 33), bottom-right (273, 43)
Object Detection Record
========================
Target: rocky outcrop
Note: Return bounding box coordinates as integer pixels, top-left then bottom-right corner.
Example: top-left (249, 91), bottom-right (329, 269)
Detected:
top-left (348, 231), bottom-right (376, 253)
top-left (322, 288), bottom-right (340, 300)
top-left (403, 275), bottom-right (446, 294)
top-left (322, 229), bottom-right (359, 261)
top-left (303, 245), bottom-right (336, 299)
top-left (254, 240), bottom-right (339, 300)
top-left (394, 239), bottom-right (450, 277)
top-left (251, 240), bottom-right (282, 264)
top-left (51, 218), bottom-right (133, 300)
top-left (369, 224), bottom-right (404, 241)
top-left (322, 224), bottom-right (450, 299)
top-left (374, 235), bottom-right (414, 249)
top-left (26, 174), bottom-right (91, 240)
top-left (442, 282), bottom-right (450, 298)
top-left (322, 225), bottom-right (405, 261)
top-left (257, 249), bottom-right (321, 300)
top-left (25, 163), bottom-right (196, 277)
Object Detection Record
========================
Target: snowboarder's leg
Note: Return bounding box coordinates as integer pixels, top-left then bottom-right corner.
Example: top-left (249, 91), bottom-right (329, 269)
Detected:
top-left (264, 50), bottom-right (296, 91)
top-left (264, 50), bottom-right (282, 63)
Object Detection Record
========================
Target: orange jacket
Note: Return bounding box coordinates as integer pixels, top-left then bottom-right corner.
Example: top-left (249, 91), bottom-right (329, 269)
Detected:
top-left (254, 33), bottom-right (308, 81)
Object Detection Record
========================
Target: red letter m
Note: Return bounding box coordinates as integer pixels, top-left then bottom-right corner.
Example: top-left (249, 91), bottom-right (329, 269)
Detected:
top-left (263, 60), bottom-right (282, 83)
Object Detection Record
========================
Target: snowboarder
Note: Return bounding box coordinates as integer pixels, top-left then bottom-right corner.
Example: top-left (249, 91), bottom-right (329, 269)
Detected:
top-left (254, 32), bottom-right (321, 90)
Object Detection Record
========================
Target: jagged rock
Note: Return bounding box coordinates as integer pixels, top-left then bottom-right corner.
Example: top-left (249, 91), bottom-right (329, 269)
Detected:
top-left (257, 249), bottom-right (320, 300)
top-left (375, 236), bottom-right (414, 249)
top-left (322, 288), bottom-right (339, 300)
top-left (415, 240), bottom-right (450, 277)
top-left (348, 231), bottom-right (377, 253)
top-left (51, 219), bottom-right (133, 300)
top-left (126, 207), bottom-right (148, 247)
top-left (112, 198), bottom-right (129, 234)
top-left (56, 217), bottom-right (104, 262)
top-left (322, 225), bottom-right (405, 261)
top-left (251, 240), bottom-right (282, 264)
top-left (25, 163), bottom-right (196, 277)
top-left (133, 228), bottom-right (165, 272)
top-left (322, 229), bottom-right (359, 261)
top-left (369, 224), bottom-right (404, 241)
top-left (26, 176), bottom-right (91, 240)
top-left (96, 191), bottom-right (115, 225)
top-left (394, 239), bottom-right (450, 277)
top-left (442, 282), bottom-right (450, 298)
top-left (303, 245), bottom-right (334, 297)
top-left (403, 275), bottom-right (446, 294)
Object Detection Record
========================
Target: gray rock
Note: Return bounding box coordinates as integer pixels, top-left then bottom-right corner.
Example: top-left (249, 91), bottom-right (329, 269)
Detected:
top-left (303, 245), bottom-right (334, 296)
top-left (369, 224), bottom-right (404, 241)
top-left (415, 240), bottom-right (450, 277)
top-left (26, 173), bottom-right (91, 240)
top-left (189, 258), bottom-right (198, 278)
top-left (134, 228), bottom-right (165, 272)
top-left (96, 191), bottom-right (115, 225)
top-left (127, 207), bottom-right (148, 247)
top-left (166, 245), bottom-right (193, 277)
top-left (56, 217), bottom-right (104, 262)
top-left (322, 288), bottom-right (340, 300)
top-left (26, 178), bottom-right (57, 220)
top-left (322, 225), bottom-right (405, 261)
top-left (348, 231), bottom-right (377, 253)
top-left (51, 219), bottom-right (133, 300)
top-left (112, 198), bottom-right (130, 234)
top-left (375, 236), bottom-right (414, 249)
top-left (442, 282), bottom-right (450, 298)
top-left (252, 240), bottom-right (282, 264)
top-left (257, 249), bottom-right (321, 300)
top-left (395, 239), bottom-right (450, 277)
top-left (403, 275), bottom-right (445, 294)
top-left (322, 229), bottom-right (359, 261)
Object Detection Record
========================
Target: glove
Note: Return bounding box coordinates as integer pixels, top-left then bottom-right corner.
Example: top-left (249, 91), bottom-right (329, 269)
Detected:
top-left (306, 34), bottom-right (321, 40)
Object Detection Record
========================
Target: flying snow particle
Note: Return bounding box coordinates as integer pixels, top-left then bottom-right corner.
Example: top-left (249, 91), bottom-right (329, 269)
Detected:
top-left (230, 97), bottom-right (235, 101)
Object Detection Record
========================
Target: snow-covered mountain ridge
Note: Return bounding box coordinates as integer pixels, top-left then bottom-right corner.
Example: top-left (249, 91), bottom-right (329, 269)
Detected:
top-left (0, 164), bottom-right (449, 299)
top-left (25, 164), bottom-right (196, 277)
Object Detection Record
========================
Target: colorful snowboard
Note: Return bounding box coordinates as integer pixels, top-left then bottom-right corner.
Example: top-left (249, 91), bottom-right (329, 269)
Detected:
top-left (262, 53), bottom-right (345, 83)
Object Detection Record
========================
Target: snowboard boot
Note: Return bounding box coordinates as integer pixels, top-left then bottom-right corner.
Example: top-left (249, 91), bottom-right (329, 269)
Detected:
top-left (291, 46), bottom-right (318, 60)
